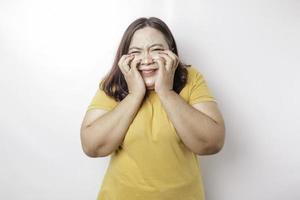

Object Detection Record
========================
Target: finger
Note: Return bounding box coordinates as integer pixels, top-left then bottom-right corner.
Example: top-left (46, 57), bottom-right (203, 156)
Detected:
top-left (164, 49), bottom-right (178, 61)
top-left (124, 55), bottom-right (134, 66)
top-left (118, 54), bottom-right (130, 67)
top-left (161, 50), bottom-right (178, 64)
top-left (164, 50), bottom-right (179, 69)
top-left (118, 55), bottom-right (132, 74)
top-left (155, 57), bottom-right (166, 74)
top-left (153, 55), bottom-right (164, 67)
top-left (158, 52), bottom-right (173, 71)
top-left (130, 58), bottom-right (141, 73)
top-left (122, 55), bottom-right (134, 74)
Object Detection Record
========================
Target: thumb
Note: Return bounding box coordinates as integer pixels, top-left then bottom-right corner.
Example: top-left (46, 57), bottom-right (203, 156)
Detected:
top-left (155, 58), bottom-right (165, 72)
top-left (131, 58), bottom-right (141, 73)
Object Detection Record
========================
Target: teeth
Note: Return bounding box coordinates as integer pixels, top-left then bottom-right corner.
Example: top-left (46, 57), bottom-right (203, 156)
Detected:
top-left (141, 69), bottom-right (156, 74)
top-left (141, 69), bottom-right (156, 71)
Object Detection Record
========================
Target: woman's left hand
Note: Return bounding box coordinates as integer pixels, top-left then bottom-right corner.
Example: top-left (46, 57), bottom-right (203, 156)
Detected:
top-left (154, 49), bottom-right (180, 96)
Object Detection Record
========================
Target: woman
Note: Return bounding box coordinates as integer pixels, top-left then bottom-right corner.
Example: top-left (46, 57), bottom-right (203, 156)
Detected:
top-left (80, 17), bottom-right (225, 200)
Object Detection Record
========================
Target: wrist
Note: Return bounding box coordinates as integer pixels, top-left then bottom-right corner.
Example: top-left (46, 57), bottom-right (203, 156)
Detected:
top-left (157, 89), bottom-right (174, 99)
top-left (128, 92), bottom-right (145, 102)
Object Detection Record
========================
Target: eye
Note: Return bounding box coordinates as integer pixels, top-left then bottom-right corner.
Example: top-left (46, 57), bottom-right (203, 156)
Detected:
top-left (152, 48), bottom-right (163, 51)
top-left (130, 51), bottom-right (140, 54)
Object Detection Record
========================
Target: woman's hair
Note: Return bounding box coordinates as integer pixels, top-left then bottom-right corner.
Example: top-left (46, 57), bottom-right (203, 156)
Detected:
top-left (100, 17), bottom-right (191, 102)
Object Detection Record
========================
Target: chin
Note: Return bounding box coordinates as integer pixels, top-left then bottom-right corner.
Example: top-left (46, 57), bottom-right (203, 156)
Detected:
top-left (143, 77), bottom-right (156, 89)
top-left (144, 82), bottom-right (155, 90)
top-left (145, 82), bottom-right (155, 89)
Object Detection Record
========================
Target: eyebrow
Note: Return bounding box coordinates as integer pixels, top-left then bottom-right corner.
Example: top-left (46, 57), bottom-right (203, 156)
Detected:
top-left (128, 44), bottom-right (164, 51)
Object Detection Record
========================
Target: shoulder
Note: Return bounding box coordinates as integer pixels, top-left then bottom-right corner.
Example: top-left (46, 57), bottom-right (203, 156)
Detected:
top-left (185, 65), bottom-right (203, 75)
top-left (184, 65), bottom-right (204, 84)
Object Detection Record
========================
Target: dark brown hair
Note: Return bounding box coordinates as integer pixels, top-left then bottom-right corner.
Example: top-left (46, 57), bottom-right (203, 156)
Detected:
top-left (99, 17), bottom-right (191, 102)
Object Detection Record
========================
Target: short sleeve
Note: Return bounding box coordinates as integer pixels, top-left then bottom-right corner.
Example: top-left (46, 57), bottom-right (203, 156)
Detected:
top-left (86, 86), bottom-right (118, 112)
top-left (188, 67), bottom-right (217, 104)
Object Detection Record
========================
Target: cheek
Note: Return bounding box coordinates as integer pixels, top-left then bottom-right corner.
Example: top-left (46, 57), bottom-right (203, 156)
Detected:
top-left (152, 51), bottom-right (166, 61)
top-left (133, 54), bottom-right (142, 60)
top-left (150, 51), bottom-right (160, 56)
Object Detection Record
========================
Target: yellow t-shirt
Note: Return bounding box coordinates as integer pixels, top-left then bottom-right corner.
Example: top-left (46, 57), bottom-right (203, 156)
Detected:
top-left (86, 66), bottom-right (216, 200)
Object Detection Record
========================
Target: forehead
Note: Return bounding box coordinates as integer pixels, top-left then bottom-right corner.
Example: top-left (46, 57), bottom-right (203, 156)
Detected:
top-left (129, 27), bottom-right (168, 48)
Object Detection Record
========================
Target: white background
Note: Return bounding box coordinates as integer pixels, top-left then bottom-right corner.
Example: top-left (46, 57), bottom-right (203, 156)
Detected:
top-left (1, 0), bottom-right (299, 199)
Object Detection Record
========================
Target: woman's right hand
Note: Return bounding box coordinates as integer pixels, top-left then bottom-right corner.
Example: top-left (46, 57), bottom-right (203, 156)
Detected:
top-left (118, 54), bottom-right (146, 98)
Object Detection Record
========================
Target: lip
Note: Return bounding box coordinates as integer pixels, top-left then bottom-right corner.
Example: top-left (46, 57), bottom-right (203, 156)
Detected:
top-left (138, 67), bottom-right (158, 71)
top-left (139, 65), bottom-right (158, 71)
top-left (139, 68), bottom-right (158, 77)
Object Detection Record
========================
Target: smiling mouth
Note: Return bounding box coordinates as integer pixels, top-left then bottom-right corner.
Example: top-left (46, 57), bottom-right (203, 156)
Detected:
top-left (139, 68), bottom-right (158, 76)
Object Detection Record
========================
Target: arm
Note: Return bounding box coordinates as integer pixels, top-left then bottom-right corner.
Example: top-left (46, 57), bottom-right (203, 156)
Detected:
top-left (80, 94), bottom-right (143, 157)
top-left (158, 90), bottom-right (225, 155)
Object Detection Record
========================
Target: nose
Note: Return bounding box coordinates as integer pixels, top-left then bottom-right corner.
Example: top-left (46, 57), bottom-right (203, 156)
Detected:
top-left (141, 51), bottom-right (154, 65)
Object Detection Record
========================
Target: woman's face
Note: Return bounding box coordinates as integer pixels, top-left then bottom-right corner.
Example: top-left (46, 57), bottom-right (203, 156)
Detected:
top-left (128, 27), bottom-right (169, 90)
